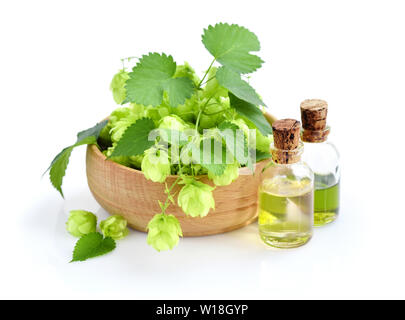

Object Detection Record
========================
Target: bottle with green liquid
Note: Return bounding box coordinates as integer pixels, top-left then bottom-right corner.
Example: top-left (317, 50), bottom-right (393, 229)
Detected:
top-left (300, 99), bottom-right (340, 226)
top-left (258, 119), bottom-right (314, 248)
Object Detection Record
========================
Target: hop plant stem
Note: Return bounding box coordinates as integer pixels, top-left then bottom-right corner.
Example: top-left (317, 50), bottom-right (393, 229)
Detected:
top-left (197, 58), bottom-right (216, 89)
top-left (161, 177), bottom-right (181, 214)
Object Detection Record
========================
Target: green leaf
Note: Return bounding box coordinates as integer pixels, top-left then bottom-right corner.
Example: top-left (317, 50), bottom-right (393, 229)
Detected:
top-left (198, 138), bottom-right (227, 176)
top-left (216, 67), bottom-right (264, 106)
top-left (49, 147), bottom-right (73, 197)
top-left (208, 161), bottom-right (239, 186)
top-left (165, 77), bottom-right (195, 107)
top-left (255, 149), bottom-right (271, 162)
top-left (46, 120), bottom-right (108, 197)
top-left (218, 121), bottom-right (249, 165)
top-left (202, 23), bottom-right (263, 74)
top-left (125, 53), bottom-right (195, 107)
top-left (110, 118), bottom-right (156, 157)
top-left (71, 232), bottom-right (116, 262)
top-left (229, 92), bottom-right (272, 136)
top-left (75, 120), bottom-right (109, 146)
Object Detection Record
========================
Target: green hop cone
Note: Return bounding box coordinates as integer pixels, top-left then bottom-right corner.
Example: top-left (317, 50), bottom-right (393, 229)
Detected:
top-left (199, 97), bottom-right (230, 129)
top-left (109, 104), bottom-right (147, 143)
top-left (174, 62), bottom-right (200, 87)
top-left (66, 210), bottom-right (97, 238)
top-left (100, 215), bottom-right (129, 240)
top-left (110, 69), bottom-right (130, 105)
top-left (177, 180), bottom-right (215, 217)
top-left (147, 213), bottom-right (183, 252)
top-left (141, 148), bottom-right (171, 183)
top-left (146, 105), bottom-right (170, 122)
top-left (231, 118), bottom-right (250, 137)
top-left (172, 94), bottom-right (197, 123)
top-left (202, 67), bottom-right (228, 99)
top-left (158, 115), bottom-right (188, 131)
top-left (208, 161), bottom-right (239, 186)
top-left (105, 143), bottom-right (144, 168)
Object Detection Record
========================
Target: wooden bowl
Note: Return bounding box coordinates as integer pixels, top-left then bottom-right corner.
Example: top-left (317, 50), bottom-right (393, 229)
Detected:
top-left (86, 146), bottom-right (269, 237)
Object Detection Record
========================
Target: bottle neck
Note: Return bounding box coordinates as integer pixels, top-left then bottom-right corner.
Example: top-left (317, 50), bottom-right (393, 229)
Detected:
top-left (301, 126), bottom-right (330, 143)
top-left (270, 142), bottom-right (303, 165)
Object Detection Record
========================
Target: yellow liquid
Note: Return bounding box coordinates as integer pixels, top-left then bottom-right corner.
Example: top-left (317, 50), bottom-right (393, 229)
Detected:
top-left (258, 176), bottom-right (313, 248)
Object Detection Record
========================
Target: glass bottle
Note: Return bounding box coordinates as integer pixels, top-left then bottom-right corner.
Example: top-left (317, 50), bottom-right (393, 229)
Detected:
top-left (300, 99), bottom-right (340, 226)
top-left (258, 119), bottom-right (314, 248)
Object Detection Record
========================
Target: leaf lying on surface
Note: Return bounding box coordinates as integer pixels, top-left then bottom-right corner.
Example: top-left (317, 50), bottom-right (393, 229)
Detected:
top-left (71, 232), bottom-right (116, 262)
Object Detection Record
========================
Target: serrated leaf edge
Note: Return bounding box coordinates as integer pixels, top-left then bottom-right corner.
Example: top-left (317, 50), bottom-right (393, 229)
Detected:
top-left (109, 117), bottom-right (156, 158)
top-left (71, 232), bottom-right (116, 263)
top-left (201, 23), bottom-right (264, 74)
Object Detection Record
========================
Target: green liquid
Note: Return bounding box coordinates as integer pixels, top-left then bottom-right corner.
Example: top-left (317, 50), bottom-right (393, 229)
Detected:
top-left (258, 177), bottom-right (313, 248)
top-left (314, 174), bottom-right (340, 226)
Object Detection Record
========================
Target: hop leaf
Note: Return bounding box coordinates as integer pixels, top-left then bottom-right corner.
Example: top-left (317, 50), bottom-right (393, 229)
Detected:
top-left (218, 120), bottom-right (249, 166)
top-left (141, 147), bottom-right (171, 183)
top-left (125, 53), bottom-right (195, 107)
top-left (229, 92), bottom-right (272, 136)
top-left (208, 161), bottom-right (239, 186)
top-left (46, 120), bottom-right (108, 197)
top-left (147, 214), bottom-right (183, 252)
top-left (242, 117), bottom-right (273, 153)
top-left (216, 67), bottom-right (264, 107)
top-left (66, 210), bottom-right (97, 238)
top-left (109, 104), bottom-right (147, 143)
top-left (110, 118), bottom-right (156, 157)
top-left (197, 138), bottom-right (227, 176)
top-left (177, 179), bottom-right (215, 217)
top-left (100, 215), bottom-right (129, 240)
top-left (71, 232), bottom-right (116, 262)
top-left (110, 69), bottom-right (130, 104)
top-left (202, 23), bottom-right (263, 74)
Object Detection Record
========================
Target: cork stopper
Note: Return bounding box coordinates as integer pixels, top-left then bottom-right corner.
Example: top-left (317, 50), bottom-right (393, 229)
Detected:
top-left (272, 119), bottom-right (301, 150)
top-left (300, 99), bottom-right (328, 130)
top-left (271, 119), bottom-right (302, 164)
top-left (300, 99), bottom-right (329, 142)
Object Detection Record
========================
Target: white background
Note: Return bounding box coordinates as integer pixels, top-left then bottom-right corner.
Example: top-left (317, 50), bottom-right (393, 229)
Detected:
top-left (1, 0), bottom-right (404, 299)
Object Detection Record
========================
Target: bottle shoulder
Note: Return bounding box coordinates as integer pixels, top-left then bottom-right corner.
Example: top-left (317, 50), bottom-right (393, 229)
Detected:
top-left (302, 141), bottom-right (340, 178)
top-left (262, 161), bottom-right (314, 181)
top-left (260, 161), bottom-right (314, 196)
top-left (325, 141), bottom-right (340, 159)
top-left (303, 140), bottom-right (339, 155)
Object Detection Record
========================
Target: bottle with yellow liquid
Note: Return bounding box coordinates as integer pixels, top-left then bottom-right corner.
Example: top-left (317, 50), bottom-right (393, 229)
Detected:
top-left (258, 119), bottom-right (314, 248)
top-left (300, 99), bottom-right (340, 226)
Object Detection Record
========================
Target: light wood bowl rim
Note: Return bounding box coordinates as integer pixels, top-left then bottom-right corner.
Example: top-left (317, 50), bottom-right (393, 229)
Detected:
top-left (91, 144), bottom-right (262, 177)
top-left (92, 109), bottom-right (277, 177)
